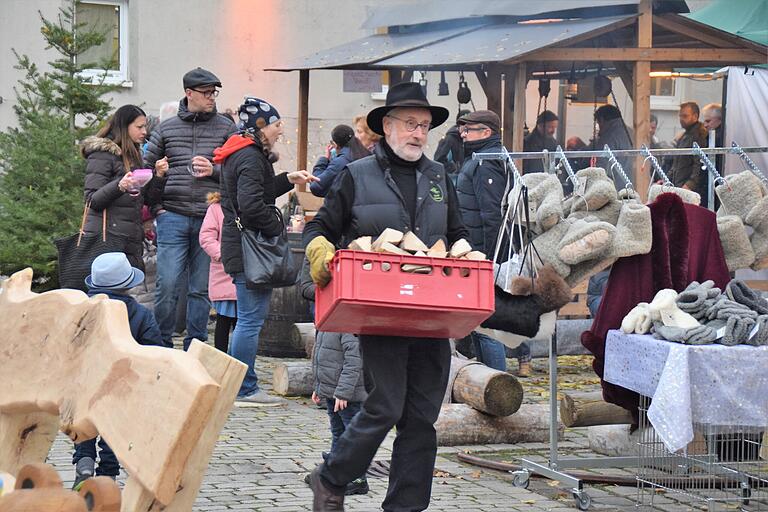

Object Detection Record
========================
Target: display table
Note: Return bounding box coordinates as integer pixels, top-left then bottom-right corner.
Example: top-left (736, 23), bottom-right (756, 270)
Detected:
top-left (603, 330), bottom-right (768, 452)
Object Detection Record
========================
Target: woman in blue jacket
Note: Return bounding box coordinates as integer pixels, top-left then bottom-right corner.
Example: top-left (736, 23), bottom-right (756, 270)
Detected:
top-left (310, 124), bottom-right (370, 197)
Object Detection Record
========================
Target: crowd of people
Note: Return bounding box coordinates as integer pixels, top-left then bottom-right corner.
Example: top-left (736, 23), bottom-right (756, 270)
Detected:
top-left (71, 62), bottom-right (727, 510)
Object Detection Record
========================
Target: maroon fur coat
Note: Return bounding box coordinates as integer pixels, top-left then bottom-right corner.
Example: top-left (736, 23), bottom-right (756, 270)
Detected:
top-left (581, 193), bottom-right (731, 419)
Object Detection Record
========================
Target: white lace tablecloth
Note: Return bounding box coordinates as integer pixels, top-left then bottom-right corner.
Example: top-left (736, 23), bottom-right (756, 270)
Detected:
top-left (603, 330), bottom-right (768, 453)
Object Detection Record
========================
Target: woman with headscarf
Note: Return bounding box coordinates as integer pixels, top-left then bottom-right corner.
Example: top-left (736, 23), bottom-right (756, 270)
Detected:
top-left (214, 96), bottom-right (317, 404)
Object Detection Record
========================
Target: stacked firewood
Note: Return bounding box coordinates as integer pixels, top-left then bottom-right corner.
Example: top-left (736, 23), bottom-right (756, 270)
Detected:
top-left (347, 229), bottom-right (486, 273)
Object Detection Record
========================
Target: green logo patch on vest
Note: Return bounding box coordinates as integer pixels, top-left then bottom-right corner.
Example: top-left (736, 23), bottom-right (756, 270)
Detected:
top-left (429, 184), bottom-right (444, 202)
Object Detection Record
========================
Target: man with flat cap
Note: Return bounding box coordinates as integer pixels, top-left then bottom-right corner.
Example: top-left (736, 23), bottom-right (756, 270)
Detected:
top-left (144, 68), bottom-right (236, 349)
top-left (303, 81), bottom-right (469, 511)
top-left (454, 111), bottom-right (533, 376)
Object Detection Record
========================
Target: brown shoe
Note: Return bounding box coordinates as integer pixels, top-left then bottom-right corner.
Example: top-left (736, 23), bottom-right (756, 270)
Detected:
top-left (310, 467), bottom-right (345, 511)
top-left (518, 361), bottom-right (532, 378)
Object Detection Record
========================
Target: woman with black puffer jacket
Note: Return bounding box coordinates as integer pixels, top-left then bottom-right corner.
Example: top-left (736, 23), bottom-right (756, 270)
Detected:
top-left (214, 96), bottom-right (317, 405)
top-left (81, 105), bottom-right (152, 270)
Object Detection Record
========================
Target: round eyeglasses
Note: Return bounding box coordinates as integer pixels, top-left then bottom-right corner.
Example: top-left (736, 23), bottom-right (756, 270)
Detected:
top-left (386, 114), bottom-right (432, 133)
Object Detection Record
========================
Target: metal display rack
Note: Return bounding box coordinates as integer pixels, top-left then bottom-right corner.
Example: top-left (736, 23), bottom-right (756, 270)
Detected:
top-left (471, 143), bottom-right (768, 510)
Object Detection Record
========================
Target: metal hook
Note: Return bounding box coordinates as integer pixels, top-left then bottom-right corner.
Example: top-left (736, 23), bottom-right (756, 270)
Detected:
top-left (731, 141), bottom-right (768, 187)
top-left (693, 142), bottom-right (731, 192)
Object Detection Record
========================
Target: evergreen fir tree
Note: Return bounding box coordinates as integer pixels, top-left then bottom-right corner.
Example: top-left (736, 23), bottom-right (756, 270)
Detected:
top-left (0, 1), bottom-right (119, 288)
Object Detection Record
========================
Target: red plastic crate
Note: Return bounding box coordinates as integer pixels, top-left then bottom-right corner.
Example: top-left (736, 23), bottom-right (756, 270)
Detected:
top-left (315, 249), bottom-right (494, 338)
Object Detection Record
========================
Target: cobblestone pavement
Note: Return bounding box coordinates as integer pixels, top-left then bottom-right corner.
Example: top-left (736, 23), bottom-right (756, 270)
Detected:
top-left (44, 353), bottom-right (709, 511)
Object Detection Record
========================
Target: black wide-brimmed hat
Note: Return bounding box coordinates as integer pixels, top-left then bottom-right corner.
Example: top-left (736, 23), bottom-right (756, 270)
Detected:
top-left (366, 82), bottom-right (450, 136)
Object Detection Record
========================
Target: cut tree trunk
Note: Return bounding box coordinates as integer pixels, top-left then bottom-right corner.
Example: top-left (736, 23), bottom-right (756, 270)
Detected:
top-left (451, 360), bottom-right (523, 416)
top-left (272, 361), bottom-right (313, 397)
top-left (293, 323), bottom-right (316, 358)
top-left (560, 391), bottom-right (634, 428)
top-left (436, 403), bottom-right (562, 446)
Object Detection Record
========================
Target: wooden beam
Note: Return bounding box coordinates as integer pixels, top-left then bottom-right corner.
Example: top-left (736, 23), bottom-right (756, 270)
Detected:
top-left (522, 47), bottom-right (766, 63)
top-left (638, 0), bottom-right (652, 49)
top-left (654, 14), bottom-right (768, 55)
top-left (499, 16), bottom-right (639, 66)
top-left (502, 70), bottom-right (514, 150)
top-left (474, 70), bottom-right (489, 98)
top-left (512, 63), bottom-right (527, 157)
top-left (387, 69), bottom-right (402, 85)
top-left (486, 65), bottom-right (502, 115)
top-left (634, 60), bottom-right (651, 190)
top-left (652, 16), bottom-right (734, 48)
top-left (634, 0), bottom-right (652, 203)
top-left (297, 69), bottom-right (309, 192)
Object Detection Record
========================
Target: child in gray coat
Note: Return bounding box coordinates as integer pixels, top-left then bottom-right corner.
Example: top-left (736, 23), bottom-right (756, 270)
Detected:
top-left (300, 259), bottom-right (369, 495)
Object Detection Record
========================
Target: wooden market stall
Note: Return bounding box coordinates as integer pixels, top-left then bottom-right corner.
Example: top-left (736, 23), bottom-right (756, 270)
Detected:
top-left (268, 0), bottom-right (767, 199)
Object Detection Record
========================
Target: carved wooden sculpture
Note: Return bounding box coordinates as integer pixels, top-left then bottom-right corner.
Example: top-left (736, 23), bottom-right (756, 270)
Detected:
top-left (0, 269), bottom-right (246, 510)
top-left (0, 462), bottom-right (120, 512)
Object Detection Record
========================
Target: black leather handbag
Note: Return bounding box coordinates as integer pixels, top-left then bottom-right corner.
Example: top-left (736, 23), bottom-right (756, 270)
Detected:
top-left (223, 166), bottom-right (298, 290)
top-left (238, 205), bottom-right (299, 289)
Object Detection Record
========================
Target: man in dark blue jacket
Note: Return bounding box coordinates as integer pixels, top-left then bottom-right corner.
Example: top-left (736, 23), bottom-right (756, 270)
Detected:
top-left (456, 110), bottom-right (531, 376)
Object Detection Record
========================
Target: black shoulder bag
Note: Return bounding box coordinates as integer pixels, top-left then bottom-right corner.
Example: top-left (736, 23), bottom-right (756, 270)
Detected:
top-left (222, 163), bottom-right (299, 289)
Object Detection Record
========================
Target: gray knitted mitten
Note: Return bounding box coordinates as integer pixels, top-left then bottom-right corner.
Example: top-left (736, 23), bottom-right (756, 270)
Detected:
top-left (748, 315), bottom-right (768, 346)
top-left (652, 321), bottom-right (717, 345)
top-left (726, 280), bottom-right (768, 315)
top-left (677, 281), bottom-right (721, 321)
top-left (721, 316), bottom-right (757, 346)
top-left (705, 295), bottom-right (759, 322)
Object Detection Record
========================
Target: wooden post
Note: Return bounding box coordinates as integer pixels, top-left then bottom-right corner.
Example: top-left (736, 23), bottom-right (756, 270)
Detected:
top-left (512, 62), bottom-right (527, 173)
top-left (486, 65), bottom-right (502, 116)
top-left (296, 69), bottom-right (310, 191)
top-left (634, 0), bottom-right (653, 200)
top-left (556, 80), bottom-right (568, 156)
top-left (502, 70), bottom-right (514, 150)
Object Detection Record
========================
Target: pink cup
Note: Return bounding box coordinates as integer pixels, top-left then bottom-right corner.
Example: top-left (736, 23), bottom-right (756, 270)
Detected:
top-left (128, 168), bottom-right (153, 196)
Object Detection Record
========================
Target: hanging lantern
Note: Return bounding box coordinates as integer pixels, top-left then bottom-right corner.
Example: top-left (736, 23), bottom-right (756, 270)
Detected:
top-left (538, 79), bottom-right (551, 98)
top-left (566, 64), bottom-right (578, 99)
top-left (593, 75), bottom-right (612, 98)
top-left (438, 71), bottom-right (449, 96)
top-left (457, 72), bottom-right (472, 104)
top-left (419, 72), bottom-right (428, 97)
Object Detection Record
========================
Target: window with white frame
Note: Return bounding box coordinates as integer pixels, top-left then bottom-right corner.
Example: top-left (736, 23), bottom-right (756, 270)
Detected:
top-left (76, 0), bottom-right (129, 85)
top-left (650, 77), bottom-right (682, 110)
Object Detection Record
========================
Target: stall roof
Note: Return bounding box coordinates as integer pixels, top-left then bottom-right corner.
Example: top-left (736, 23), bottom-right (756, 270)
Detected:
top-left (361, 0), bottom-right (688, 30)
top-left (267, 15), bottom-right (636, 71)
top-left (266, 21), bottom-right (487, 72)
top-left (371, 16), bottom-right (636, 68)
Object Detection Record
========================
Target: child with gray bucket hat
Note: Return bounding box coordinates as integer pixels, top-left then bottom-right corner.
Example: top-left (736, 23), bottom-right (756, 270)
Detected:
top-left (72, 252), bottom-right (165, 490)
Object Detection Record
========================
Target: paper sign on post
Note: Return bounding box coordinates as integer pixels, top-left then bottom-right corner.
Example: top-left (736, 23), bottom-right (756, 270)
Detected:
top-left (343, 70), bottom-right (383, 93)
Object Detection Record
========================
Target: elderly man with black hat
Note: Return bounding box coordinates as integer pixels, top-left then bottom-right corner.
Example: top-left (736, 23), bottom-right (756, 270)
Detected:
top-left (523, 110), bottom-right (559, 173)
top-left (303, 82), bottom-right (468, 511)
top-left (454, 110), bottom-right (532, 376)
top-left (144, 67), bottom-right (236, 350)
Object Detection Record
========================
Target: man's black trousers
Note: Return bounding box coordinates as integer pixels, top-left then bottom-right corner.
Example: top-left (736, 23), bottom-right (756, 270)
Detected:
top-left (319, 335), bottom-right (451, 512)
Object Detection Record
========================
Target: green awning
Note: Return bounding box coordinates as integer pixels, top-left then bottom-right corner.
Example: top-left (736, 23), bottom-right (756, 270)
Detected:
top-left (685, 0), bottom-right (768, 46)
